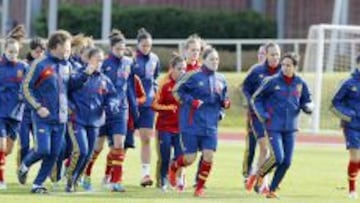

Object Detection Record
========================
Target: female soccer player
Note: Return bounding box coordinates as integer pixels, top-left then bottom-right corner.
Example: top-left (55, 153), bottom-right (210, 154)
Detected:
top-left (169, 47), bottom-right (231, 197)
top-left (18, 37), bottom-right (46, 169)
top-left (330, 55), bottom-right (360, 199)
top-left (251, 53), bottom-right (313, 198)
top-left (243, 44), bottom-right (277, 194)
top-left (133, 28), bottom-right (161, 186)
top-left (152, 54), bottom-right (186, 191)
top-left (0, 25), bottom-right (28, 190)
top-left (83, 29), bottom-right (132, 192)
top-left (65, 47), bottom-right (119, 192)
top-left (183, 34), bottom-right (202, 72)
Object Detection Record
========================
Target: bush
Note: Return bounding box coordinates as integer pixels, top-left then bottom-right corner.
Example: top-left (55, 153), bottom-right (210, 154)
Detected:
top-left (35, 4), bottom-right (276, 39)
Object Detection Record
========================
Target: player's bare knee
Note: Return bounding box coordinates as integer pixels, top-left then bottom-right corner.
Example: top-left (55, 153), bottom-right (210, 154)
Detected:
top-left (202, 150), bottom-right (214, 162)
top-left (184, 154), bottom-right (196, 164)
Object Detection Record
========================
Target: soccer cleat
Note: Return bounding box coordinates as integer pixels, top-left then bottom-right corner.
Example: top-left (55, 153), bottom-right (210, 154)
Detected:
top-left (0, 182), bottom-right (7, 190)
top-left (111, 183), bottom-right (126, 192)
top-left (194, 187), bottom-right (205, 197)
top-left (82, 175), bottom-right (93, 191)
top-left (160, 184), bottom-right (168, 192)
top-left (140, 175), bottom-right (153, 187)
top-left (349, 191), bottom-right (358, 199)
top-left (65, 179), bottom-right (76, 193)
top-left (176, 184), bottom-right (185, 193)
top-left (260, 185), bottom-right (270, 195)
top-left (17, 168), bottom-right (28, 185)
top-left (266, 191), bottom-right (279, 199)
top-left (245, 174), bottom-right (257, 192)
top-left (31, 186), bottom-right (48, 194)
top-left (253, 176), bottom-right (264, 194)
top-left (102, 175), bottom-right (111, 189)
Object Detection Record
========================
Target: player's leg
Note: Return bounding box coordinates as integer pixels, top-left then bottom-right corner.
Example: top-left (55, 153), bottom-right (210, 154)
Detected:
top-left (172, 133), bottom-right (185, 192)
top-left (109, 113), bottom-right (127, 192)
top-left (267, 131), bottom-right (295, 198)
top-left (66, 122), bottom-right (88, 192)
top-left (193, 135), bottom-right (217, 197)
top-left (138, 107), bottom-right (155, 186)
top-left (169, 133), bottom-right (197, 187)
top-left (344, 127), bottom-right (360, 199)
top-left (155, 131), bottom-right (171, 190)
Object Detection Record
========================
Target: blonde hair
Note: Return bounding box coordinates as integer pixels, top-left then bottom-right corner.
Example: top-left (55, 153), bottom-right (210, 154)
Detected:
top-left (71, 34), bottom-right (94, 56)
top-left (5, 24), bottom-right (26, 48)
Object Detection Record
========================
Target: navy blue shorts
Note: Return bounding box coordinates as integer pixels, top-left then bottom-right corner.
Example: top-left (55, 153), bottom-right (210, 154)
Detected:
top-left (138, 107), bottom-right (155, 129)
top-left (0, 118), bottom-right (20, 140)
top-left (250, 115), bottom-right (266, 139)
top-left (124, 129), bottom-right (135, 149)
top-left (179, 133), bottom-right (217, 154)
top-left (344, 127), bottom-right (360, 149)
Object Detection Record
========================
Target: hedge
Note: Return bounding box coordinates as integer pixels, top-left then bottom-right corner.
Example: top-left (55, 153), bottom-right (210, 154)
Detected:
top-left (34, 4), bottom-right (276, 39)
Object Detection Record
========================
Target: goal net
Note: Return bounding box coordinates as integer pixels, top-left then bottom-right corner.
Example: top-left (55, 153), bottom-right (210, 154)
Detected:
top-left (303, 24), bottom-right (360, 133)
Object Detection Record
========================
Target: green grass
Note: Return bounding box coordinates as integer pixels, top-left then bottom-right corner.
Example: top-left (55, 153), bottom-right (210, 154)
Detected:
top-left (0, 136), bottom-right (355, 203)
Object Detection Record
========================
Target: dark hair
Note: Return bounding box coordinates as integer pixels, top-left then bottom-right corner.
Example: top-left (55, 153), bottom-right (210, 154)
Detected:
top-left (137, 28), bottom-right (152, 43)
top-left (47, 30), bottom-right (72, 50)
top-left (5, 24), bottom-right (26, 48)
top-left (169, 52), bottom-right (185, 68)
top-left (87, 47), bottom-right (104, 59)
top-left (108, 29), bottom-right (125, 47)
top-left (202, 46), bottom-right (217, 60)
top-left (282, 52), bottom-right (299, 66)
top-left (124, 46), bottom-right (134, 58)
top-left (30, 37), bottom-right (46, 50)
top-left (264, 42), bottom-right (280, 53)
top-left (184, 34), bottom-right (202, 49)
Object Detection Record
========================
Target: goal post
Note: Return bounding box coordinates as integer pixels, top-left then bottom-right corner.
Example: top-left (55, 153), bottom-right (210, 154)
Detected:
top-left (303, 24), bottom-right (360, 133)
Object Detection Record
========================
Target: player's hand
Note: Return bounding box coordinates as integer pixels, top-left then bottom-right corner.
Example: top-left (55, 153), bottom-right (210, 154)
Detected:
top-left (37, 107), bottom-right (50, 118)
top-left (222, 99), bottom-right (231, 109)
top-left (303, 102), bottom-right (314, 114)
top-left (169, 105), bottom-right (178, 113)
top-left (85, 64), bottom-right (97, 75)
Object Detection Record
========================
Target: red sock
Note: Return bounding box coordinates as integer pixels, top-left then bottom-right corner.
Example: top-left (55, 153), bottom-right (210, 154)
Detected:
top-left (0, 151), bottom-right (5, 182)
top-left (170, 155), bottom-right (187, 172)
top-left (105, 151), bottom-right (112, 177)
top-left (196, 160), bottom-right (212, 190)
top-left (110, 149), bottom-right (125, 183)
top-left (85, 150), bottom-right (101, 176)
top-left (348, 161), bottom-right (358, 192)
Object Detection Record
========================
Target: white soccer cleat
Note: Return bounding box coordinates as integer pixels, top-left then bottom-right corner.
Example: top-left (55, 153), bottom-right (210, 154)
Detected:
top-left (349, 191), bottom-right (358, 199)
top-left (102, 175), bottom-right (111, 189)
top-left (0, 182), bottom-right (7, 190)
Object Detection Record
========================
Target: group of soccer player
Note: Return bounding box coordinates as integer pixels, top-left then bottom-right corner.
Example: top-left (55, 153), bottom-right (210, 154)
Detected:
top-left (0, 25), bottom-right (230, 197)
top-left (0, 24), bottom-right (359, 199)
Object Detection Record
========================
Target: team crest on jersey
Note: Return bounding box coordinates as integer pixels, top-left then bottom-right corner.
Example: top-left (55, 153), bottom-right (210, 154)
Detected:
top-left (296, 84), bottom-right (303, 93)
top-left (198, 81), bottom-right (204, 86)
top-left (351, 86), bottom-right (357, 92)
top-left (98, 80), bottom-right (107, 94)
top-left (17, 70), bottom-right (23, 78)
top-left (105, 66), bottom-right (112, 71)
top-left (259, 74), bottom-right (264, 78)
top-left (275, 85), bottom-right (280, 90)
